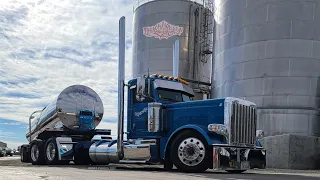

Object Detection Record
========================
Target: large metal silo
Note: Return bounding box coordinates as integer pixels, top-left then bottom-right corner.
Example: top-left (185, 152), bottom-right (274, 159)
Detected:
top-left (212, 0), bottom-right (320, 137)
top-left (132, 0), bottom-right (214, 99)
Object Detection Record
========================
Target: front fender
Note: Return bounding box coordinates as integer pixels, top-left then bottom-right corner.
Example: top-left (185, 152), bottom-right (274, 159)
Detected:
top-left (162, 125), bottom-right (221, 159)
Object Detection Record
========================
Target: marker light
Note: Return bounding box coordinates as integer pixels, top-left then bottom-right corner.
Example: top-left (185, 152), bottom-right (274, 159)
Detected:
top-left (151, 74), bottom-right (190, 85)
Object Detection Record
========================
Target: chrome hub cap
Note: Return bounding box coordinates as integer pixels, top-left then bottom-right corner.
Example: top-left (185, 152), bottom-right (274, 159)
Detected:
top-left (46, 143), bottom-right (56, 161)
top-left (31, 145), bottom-right (39, 162)
top-left (178, 137), bottom-right (205, 166)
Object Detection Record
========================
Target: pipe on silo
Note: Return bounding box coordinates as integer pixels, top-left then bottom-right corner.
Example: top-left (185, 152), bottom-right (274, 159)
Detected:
top-left (192, 7), bottom-right (198, 80)
top-left (173, 39), bottom-right (180, 77)
top-left (188, 4), bottom-right (193, 79)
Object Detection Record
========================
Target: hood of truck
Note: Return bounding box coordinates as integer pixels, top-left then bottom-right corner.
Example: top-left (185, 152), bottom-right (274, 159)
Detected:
top-left (163, 98), bottom-right (226, 130)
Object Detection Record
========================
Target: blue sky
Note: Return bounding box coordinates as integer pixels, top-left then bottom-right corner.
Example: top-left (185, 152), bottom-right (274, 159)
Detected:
top-left (0, 0), bottom-right (134, 149)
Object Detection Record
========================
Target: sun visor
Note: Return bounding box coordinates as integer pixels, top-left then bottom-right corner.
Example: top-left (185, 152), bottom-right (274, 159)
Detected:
top-left (154, 79), bottom-right (194, 96)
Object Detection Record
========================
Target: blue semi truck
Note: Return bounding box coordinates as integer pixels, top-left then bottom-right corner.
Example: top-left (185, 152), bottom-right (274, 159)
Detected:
top-left (20, 17), bottom-right (266, 173)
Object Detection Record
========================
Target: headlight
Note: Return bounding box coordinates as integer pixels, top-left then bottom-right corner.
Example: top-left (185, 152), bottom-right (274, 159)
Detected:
top-left (208, 124), bottom-right (228, 137)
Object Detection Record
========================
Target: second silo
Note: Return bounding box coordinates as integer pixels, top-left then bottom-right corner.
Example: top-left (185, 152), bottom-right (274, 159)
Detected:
top-left (132, 0), bottom-right (214, 99)
top-left (212, 0), bottom-right (320, 169)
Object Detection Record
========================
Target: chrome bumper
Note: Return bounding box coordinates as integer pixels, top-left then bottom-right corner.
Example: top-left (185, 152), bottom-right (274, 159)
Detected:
top-left (212, 144), bottom-right (266, 171)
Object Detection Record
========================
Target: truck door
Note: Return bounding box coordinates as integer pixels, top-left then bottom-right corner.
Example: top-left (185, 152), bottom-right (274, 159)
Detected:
top-left (128, 82), bottom-right (154, 136)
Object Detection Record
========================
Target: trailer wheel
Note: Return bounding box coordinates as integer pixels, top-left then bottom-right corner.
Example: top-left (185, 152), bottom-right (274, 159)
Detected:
top-left (21, 146), bottom-right (29, 162)
top-left (29, 141), bottom-right (45, 165)
top-left (44, 138), bottom-right (59, 165)
top-left (170, 130), bottom-right (210, 173)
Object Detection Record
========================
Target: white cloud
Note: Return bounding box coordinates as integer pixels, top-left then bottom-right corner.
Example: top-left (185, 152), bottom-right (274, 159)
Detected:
top-left (0, 130), bottom-right (18, 139)
top-left (0, 0), bottom-right (134, 135)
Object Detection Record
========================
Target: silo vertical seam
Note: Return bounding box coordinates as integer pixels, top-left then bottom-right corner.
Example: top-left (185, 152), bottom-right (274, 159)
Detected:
top-left (188, 4), bottom-right (193, 79)
top-left (266, 3), bottom-right (269, 21)
top-left (313, 2), bottom-right (316, 20)
top-left (290, 20), bottom-right (293, 38)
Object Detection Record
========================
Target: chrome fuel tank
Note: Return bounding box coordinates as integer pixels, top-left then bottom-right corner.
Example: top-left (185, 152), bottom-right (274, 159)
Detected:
top-left (89, 139), bottom-right (153, 164)
top-left (26, 85), bottom-right (104, 142)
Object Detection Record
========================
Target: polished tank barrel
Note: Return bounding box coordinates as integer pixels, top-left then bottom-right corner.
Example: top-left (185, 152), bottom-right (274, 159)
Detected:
top-left (26, 85), bottom-right (104, 142)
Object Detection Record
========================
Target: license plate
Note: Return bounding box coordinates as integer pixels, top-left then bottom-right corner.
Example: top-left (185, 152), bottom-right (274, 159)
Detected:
top-left (241, 161), bottom-right (250, 170)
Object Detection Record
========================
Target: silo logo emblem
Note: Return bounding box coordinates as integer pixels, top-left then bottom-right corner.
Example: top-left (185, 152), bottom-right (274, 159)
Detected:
top-left (143, 21), bottom-right (184, 40)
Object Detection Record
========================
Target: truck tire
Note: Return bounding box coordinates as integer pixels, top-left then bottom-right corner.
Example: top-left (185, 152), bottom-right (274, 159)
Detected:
top-left (44, 138), bottom-right (59, 165)
top-left (226, 170), bottom-right (246, 173)
top-left (170, 130), bottom-right (210, 173)
top-left (164, 159), bottom-right (173, 171)
top-left (29, 140), bottom-right (45, 165)
top-left (73, 142), bottom-right (93, 165)
top-left (21, 146), bottom-right (29, 162)
top-left (74, 150), bottom-right (90, 165)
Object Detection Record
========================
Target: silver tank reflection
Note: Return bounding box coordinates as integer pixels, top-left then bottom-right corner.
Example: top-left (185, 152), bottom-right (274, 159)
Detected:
top-left (26, 85), bottom-right (104, 142)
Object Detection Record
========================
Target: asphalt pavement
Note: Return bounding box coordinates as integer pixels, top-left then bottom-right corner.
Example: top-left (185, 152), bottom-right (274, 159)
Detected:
top-left (0, 156), bottom-right (320, 180)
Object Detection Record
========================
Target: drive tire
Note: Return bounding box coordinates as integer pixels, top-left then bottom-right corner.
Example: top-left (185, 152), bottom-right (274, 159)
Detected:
top-left (29, 140), bottom-right (45, 165)
top-left (73, 143), bottom-right (90, 165)
top-left (170, 130), bottom-right (210, 173)
top-left (74, 150), bottom-right (90, 165)
top-left (44, 138), bottom-right (59, 165)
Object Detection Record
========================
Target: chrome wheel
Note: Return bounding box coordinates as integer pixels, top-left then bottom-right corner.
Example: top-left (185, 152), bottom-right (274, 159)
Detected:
top-left (31, 144), bottom-right (39, 162)
top-left (46, 142), bottom-right (56, 161)
top-left (178, 137), bottom-right (205, 166)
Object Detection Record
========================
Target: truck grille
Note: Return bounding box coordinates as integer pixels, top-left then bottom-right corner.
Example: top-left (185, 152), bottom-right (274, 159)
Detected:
top-left (230, 102), bottom-right (257, 146)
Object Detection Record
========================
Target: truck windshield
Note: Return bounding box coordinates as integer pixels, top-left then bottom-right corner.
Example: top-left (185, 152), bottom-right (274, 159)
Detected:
top-left (157, 89), bottom-right (191, 103)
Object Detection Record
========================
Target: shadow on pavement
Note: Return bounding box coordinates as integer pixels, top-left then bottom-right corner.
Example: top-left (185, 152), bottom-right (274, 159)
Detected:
top-left (2, 159), bottom-right (320, 180)
top-left (43, 164), bottom-right (320, 180)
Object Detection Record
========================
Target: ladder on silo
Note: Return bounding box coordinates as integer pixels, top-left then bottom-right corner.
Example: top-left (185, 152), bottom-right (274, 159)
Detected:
top-left (199, 0), bottom-right (214, 63)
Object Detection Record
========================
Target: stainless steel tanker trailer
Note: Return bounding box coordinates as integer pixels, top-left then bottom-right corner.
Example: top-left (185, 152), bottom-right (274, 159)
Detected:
top-left (20, 85), bottom-right (111, 165)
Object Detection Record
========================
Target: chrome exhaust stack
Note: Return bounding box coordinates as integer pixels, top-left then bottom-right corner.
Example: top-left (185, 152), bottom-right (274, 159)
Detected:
top-left (89, 16), bottom-right (153, 165)
top-left (89, 16), bottom-right (126, 164)
top-left (117, 16), bottom-right (125, 160)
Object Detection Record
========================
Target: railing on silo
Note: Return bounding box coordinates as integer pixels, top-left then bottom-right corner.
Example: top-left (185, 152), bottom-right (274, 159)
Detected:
top-left (133, 0), bottom-right (206, 11)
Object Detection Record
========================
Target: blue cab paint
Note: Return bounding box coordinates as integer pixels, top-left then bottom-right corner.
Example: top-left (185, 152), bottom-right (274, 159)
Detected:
top-left (78, 110), bottom-right (95, 130)
top-left (126, 77), bottom-right (234, 161)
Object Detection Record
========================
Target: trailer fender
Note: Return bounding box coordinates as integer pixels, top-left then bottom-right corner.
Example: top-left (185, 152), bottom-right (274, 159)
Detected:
top-left (162, 125), bottom-right (212, 160)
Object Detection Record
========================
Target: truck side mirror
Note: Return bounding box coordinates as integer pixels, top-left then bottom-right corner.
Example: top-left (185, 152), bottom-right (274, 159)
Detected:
top-left (136, 77), bottom-right (146, 101)
top-left (136, 76), bottom-right (152, 102)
